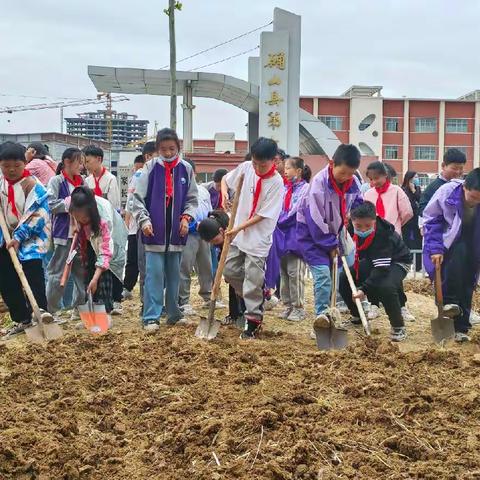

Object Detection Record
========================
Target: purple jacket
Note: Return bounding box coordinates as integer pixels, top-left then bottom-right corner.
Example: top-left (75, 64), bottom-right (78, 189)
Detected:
top-left (423, 180), bottom-right (480, 280)
top-left (296, 166), bottom-right (362, 266)
top-left (132, 158), bottom-right (198, 253)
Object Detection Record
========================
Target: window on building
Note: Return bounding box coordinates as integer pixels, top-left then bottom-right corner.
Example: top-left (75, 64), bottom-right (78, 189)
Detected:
top-left (319, 116), bottom-right (343, 131)
top-left (415, 118), bottom-right (437, 133)
top-left (384, 146), bottom-right (399, 159)
top-left (416, 173), bottom-right (434, 190)
top-left (385, 118), bottom-right (400, 132)
top-left (446, 118), bottom-right (468, 133)
top-left (414, 146), bottom-right (436, 160)
top-left (196, 172), bottom-right (213, 184)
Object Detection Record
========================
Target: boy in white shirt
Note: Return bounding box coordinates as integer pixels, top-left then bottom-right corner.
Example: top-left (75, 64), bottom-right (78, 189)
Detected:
top-left (221, 138), bottom-right (284, 339)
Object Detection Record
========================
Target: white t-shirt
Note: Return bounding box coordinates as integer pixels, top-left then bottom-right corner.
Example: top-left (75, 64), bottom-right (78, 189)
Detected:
top-left (225, 161), bottom-right (284, 257)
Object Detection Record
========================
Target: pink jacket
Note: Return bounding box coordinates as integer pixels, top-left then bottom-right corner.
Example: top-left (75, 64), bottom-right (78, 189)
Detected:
top-left (27, 156), bottom-right (57, 186)
top-left (364, 184), bottom-right (413, 234)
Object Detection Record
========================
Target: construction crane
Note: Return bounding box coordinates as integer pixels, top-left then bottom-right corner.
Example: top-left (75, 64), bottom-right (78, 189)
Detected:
top-left (0, 94), bottom-right (129, 139)
top-left (125, 121), bottom-right (159, 149)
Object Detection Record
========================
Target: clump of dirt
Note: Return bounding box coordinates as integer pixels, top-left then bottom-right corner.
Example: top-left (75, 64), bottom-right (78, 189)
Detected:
top-left (0, 326), bottom-right (479, 480)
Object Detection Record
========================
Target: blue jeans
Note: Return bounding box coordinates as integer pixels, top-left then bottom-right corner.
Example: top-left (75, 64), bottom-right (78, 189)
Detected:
top-left (143, 251), bottom-right (182, 325)
top-left (211, 246), bottom-right (219, 276)
top-left (310, 264), bottom-right (331, 316)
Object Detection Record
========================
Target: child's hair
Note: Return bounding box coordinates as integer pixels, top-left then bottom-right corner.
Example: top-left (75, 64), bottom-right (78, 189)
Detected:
top-left (27, 141), bottom-right (48, 159)
top-left (250, 137), bottom-right (278, 161)
top-left (366, 160), bottom-right (388, 177)
top-left (244, 152), bottom-right (252, 161)
top-left (277, 148), bottom-right (288, 160)
top-left (83, 145), bottom-right (104, 159)
top-left (402, 170), bottom-right (417, 189)
top-left (70, 186), bottom-right (101, 236)
top-left (134, 154), bottom-right (145, 165)
top-left (198, 209), bottom-right (229, 242)
top-left (184, 158), bottom-right (196, 173)
top-left (332, 144), bottom-right (361, 168)
top-left (213, 168), bottom-right (228, 183)
top-left (444, 148), bottom-right (467, 165)
top-left (287, 156), bottom-right (312, 182)
top-left (142, 141), bottom-right (156, 157)
top-left (0, 142), bottom-right (26, 162)
top-left (464, 168), bottom-right (480, 190)
top-left (56, 147), bottom-right (82, 174)
top-left (351, 201), bottom-right (377, 220)
top-left (156, 128), bottom-right (181, 151)
top-left (385, 163), bottom-right (397, 180)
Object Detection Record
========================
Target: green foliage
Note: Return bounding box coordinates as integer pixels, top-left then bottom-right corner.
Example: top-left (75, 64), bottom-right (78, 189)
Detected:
top-left (164, 1), bottom-right (182, 15)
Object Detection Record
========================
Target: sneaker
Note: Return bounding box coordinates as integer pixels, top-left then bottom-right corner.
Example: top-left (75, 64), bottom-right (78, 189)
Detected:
top-left (350, 316), bottom-right (362, 325)
top-left (221, 315), bottom-right (236, 326)
top-left (171, 318), bottom-right (195, 326)
top-left (1, 321), bottom-right (32, 338)
top-left (264, 295), bottom-right (279, 311)
top-left (215, 300), bottom-right (227, 309)
top-left (336, 301), bottom-right (349, 314)
top-left (122, 289), bottom-right (133, 300)
top-left (287, 308), bottom-right (305, 322)
top-left (143, 322), bottom-right (160, 332)
top-left (367, 305), bottom-right (380, 321)
top-left (278, 307), bottom-right (292, 319)
top-left (111, 302), bottom-right (123, 316)
top-left (470, 311), bottom-right (480, 325)
top-left (401, 306), bottom-right (415, 322)
top-left (454, 332), bottom-right (470, 343)
top-left (70, 309), bottom-right (81, 322)
top-left (390, 327), bottom-right (407, 342)
top-left (314, 314), bottom-right (330, 328)
top-left (53, 315), bottom-right (67, 325)
top-left (361, 300), bottom-right (371, 314)
top-left (240, 316), bottom-right (261, 339)
top-left (180, 304), bottom-right (197, 316)
top-left (240, 330), bottom-right (256, 340)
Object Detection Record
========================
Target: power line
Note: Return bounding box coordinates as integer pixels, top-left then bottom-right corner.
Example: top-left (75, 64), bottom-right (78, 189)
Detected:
top-left (189, 45), bottom-right (259, 72)
top-left (160, 21), bottom-right (271, 69)
top-left (0, 93), bottom-right (84, 101)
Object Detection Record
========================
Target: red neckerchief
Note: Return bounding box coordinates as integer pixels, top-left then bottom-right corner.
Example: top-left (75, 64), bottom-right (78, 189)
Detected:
top-left (353, 227), bottom-right (377, 280)
top-left (249, 163), bottom-right (277, 219)
top-left (164, 156), bottom-right (180, 207)
top-left (5, 170), bottom-right (30, 219)
top-left (283, 179), bottom-right (296, 212)
top-left (375, 180), bottom-right (391, 218)
top-left (62, 170), bottom-right (82, 188)
top-left (282, 175), bottom-right (289, 186)
top-left (328, 166), bottom-right (353, 226)
top-left (93, 167), bottom-right (106, 197)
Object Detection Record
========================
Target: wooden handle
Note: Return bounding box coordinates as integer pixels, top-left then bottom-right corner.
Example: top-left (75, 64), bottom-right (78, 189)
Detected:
top-left (60, 233), bottom-right (78, 287)
top-left (341, 255), bottom-right (370, 335)
top-left (435, 262), bottom-right (443, 306)
top-left (0, 206), bottom-right (43, 325)
top-left (210, 174), bottom-right (245, 300)
top-left (330, 255), bottom-right (338, 309)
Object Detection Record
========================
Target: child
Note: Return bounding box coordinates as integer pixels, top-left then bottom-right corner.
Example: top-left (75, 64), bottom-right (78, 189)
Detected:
top-left (46, 148), bottom-right (85, 318)
top-left (204, 168), bottom-right (229, 210)
top-left (419, 148), bottom-right (467, 217)
top-left (297, 144), bottom-right (363, 319)
top-left (423, 168), bottom-right (480, 343)
top-left (0, 142), bottom-right (51, 337)
top-left (221, 137), bottom-right (284, 339)
top-left (142, 141), bottom-right (157, 162)
top-left (277, 157), bottom-right (311, 321)
top-left (337, 201), bottom-right (413, 342)
top-left (364, 161), bottom-right (413, 235)
top-left (178, 160), bottom-right (213, 315)
top-left (83, 145), bottom-right (123, 314)
top-left (25, 142), bottom-right (57, 186)
top-left (69, 186), bottom-right (127, 315)
top-left (132, 128), bottom-right (198, 331)
top-left (123, 155), bottom-right (145, 299)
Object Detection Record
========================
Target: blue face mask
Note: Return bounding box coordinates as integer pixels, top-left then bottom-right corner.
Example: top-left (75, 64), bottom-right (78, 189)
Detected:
top-left (413, 178), bottom-right (420, 186)
top-left (354, 227), bottom-right (375, 238)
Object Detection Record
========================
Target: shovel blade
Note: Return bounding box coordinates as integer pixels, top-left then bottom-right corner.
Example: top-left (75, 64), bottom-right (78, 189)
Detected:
top-left (24, 325), bottom-right (47, 344)
top-left (431, 315), bottom-right (455, 343)
top-left (195, 317), bottom-right (210, 339)
top-left (78, 303), bottom-right (111, 335)
top-left (313, 316), bottom-right (332, 351)
top-left (330, 327), bottom-right (349, 350)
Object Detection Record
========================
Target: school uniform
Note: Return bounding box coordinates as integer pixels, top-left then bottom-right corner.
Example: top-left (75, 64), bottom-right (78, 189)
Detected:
top-left (339, 217), bottom-right (412, 328)
top-left (46, 173), bottom-right (85, 313)
top-left (423, 180), bottom-right (480, 334)
top-left (132, 156), bottom-right (198, 325)
top-left (0, 175), bottom-right (50, 324)
top-left (296, 165), bottom-right (363, 315)
top-left (223, 161), bottom-right (284, 325)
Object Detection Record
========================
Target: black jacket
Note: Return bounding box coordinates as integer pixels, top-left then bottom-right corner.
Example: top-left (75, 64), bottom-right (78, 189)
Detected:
top-left (348, 217), bottom-right (412, 293)
top-left (418, 177), bottom-right (447, 216)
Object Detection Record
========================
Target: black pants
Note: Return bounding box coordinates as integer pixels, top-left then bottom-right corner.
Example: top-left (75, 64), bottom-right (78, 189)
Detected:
top-left (123, 234), bottom-right (139, 292)
top-left (86, 244), bottom-right (114, 313)
top-left (339, 260), bottom-right (407, 328)
top-left (228, 284), bottom-right (245, 320)
top-left (0, 246), bottom-right (47, 324)
top-left (442, 240), bottom-right (475, 333)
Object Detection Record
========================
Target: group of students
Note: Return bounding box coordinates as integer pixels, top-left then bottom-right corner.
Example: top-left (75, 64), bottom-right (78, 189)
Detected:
top-left (0, 130), bottom-right (478, 344)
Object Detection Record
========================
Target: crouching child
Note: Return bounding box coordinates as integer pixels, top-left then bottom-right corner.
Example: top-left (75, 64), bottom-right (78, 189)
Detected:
top-left (337, 201), bottom-right (412, 342)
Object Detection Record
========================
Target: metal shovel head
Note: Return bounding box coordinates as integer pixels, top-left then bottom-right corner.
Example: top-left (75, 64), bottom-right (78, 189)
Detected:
top-left (195, 300), bottom-right (220, 340)
top-left (25, 312), bottom-right (63, 343)
top-left (330, 326), bottom-right (349, 350)
top-left (313, 315), bottom-right (333, 351)
top-left (78, 302), bottom-right (111, 335)
top-left (431, 313), bottom-right (455, 344)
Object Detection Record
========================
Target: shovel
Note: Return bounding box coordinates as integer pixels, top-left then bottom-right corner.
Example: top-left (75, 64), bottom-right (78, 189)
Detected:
top-left (0, 207), bottom-right (63, 343)
top-left (60, 233), bottom-right (78, 288)
top-left (195, 173), bottom-right (245, 340)
top-left (78, 293), bottom-right (112, 334)
top-left (313, 255), bottom-right (348, 350)
top-left (431, 263), bottom-right (456, 343)
top-left (341, 255), bottom-right (370, 336)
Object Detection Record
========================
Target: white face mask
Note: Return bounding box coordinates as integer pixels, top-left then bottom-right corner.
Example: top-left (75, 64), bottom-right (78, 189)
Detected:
top-left (159, 154), bottom-right (178, 162)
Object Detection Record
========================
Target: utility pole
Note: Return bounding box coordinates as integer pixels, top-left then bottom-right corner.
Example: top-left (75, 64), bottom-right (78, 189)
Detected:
top-left (167, 0), bottom-right (179, 130)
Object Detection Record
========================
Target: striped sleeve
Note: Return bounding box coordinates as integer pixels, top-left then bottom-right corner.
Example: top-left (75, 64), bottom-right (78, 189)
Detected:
top-left (372, 257), bottom-right (392, 268)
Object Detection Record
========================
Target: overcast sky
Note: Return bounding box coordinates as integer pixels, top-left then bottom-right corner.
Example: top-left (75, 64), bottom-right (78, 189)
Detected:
top-left (1, 0), bottom-right (478, 141)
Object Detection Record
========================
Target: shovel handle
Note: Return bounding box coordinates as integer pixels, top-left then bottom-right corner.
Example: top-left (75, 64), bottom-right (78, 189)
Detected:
top-left (0, 206), bottom-right (43, 326)
top-left (60, 233), bottom-right (78, 287)
top-left (341, 255), bottom-right (370, 335)
top-left (330, 255), bottom-right (338, 309)
top-left (434, 262), bottom-right (443, 306)
top-left (210, 174), bottom-right (245, 301)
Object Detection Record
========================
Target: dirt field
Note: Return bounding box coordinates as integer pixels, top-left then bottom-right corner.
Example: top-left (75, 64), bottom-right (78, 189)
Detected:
top-left (0, 279), bottom-right (479, 479)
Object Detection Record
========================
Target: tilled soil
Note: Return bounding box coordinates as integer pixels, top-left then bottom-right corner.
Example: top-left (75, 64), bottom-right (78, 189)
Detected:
top-left (0, 281), bottom-right (480, 479)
